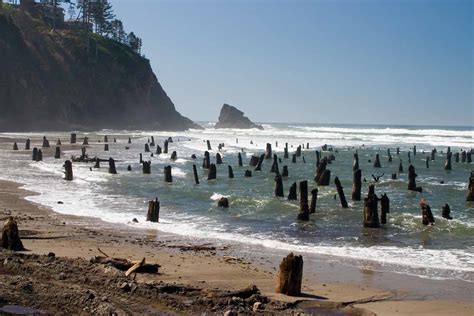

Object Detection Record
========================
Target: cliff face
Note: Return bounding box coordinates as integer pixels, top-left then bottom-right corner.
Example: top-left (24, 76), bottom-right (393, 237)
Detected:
top-left (215, 104), bottom-right (263, 130)
top-left (0, 8), bottom-right (200, 131)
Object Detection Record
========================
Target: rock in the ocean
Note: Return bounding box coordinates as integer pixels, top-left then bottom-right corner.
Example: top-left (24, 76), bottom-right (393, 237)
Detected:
top-left (215, 104), bottom-right (263, 130)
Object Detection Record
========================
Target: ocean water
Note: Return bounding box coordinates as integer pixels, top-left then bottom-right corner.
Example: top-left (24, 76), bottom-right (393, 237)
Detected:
top-left (0, 123), bottom-right (473, 282)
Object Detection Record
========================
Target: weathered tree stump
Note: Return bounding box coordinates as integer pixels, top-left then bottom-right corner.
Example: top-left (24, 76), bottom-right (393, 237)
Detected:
top-left (271, 154), bottom-right (280, 174)
top-left (265, 143), bottom-right (272, 159)
top-left (114, 138), bottom-right (117, 143)
top-left (94, 159), bottom-right (100, 168)
top-left (322, 144), bottom-right (328, 151)
top-left (25, 139), bottom-right (30, 150)
top-left (83, 137), bottom-right (89, 146)
top-left (12, 142), bottom-right (18, 151)
top-left (282, 166), bottom-right (289, 177)
top-left (104, 135), bottom-right (108, 143)
top-left (228, 165), bottom-right (234, 178)
top-left (467, 152), bottom-right (472, 163)
top-left (352, 169), bottom-right (362, 201)
top-left (150, 136), bottom-right (155, 147)
top-left (315, 157), bottom-right (330, 185)
top-left (218, 197), bottom-right (229, 208)
top-left (391, 173), bottom-right (397, 179)
top-left (237, 153), bottom-right (243, 167)
top-left (156, 145), bottom-right (162, 155)
top-left (104, 144), bottom-right (109, 151)
top-left (127, 165), bottom-right (132, 171)
top-left (413, 145), bottom-right (417, 156)
top-left (306, 143), bottom-right (309, 149)
top-left (206, 140), bottom-right (212, 151)
top-left (144, 143), bottom-right (150, 153)
top-left (454, 152), bottom-right (460, 163)
top-left (431, 149), bottom-right (436, 161)
top-left (249, 155), bottom-right (259, 167)
top-left (467, 171), bottom-right (474, 201)
top-left (146, 198), bottom-right (160, 222)
top-left (363, 185), bottom-right (379, 228)
top-left (297, 181), bottom-right (309, 220)
top-left (352, 153), bottom-right (359, 171)
top-left (42, 136), bottom-right (50, 148)
top-left (108, 158), bottom-right (117, 174)
top-left (296, 146), bottom-right (302, 157)
top-left (36, 149), bottom-right (43, 162)
top-left (318, 170), bottom-right (331, 186)
top-left (274, 174), bottom-right (284, 197)
top-left (461, 151), bottom-right (466, 163)
top-left (203, 151), bottom-right (210, 169)
top-left (54, 146), bottom-right (61, 159)
top-left (288, 182), bottom-right (297, 200)
top-left (373, 154), bottom-right (381, 168)
top-left (284, 144), bottom-right (289, 159)
top-left (309, 188), bottom-right (318, 214)
top-left (425, 157), bottom-right (429, 168)
top-left (396, 147), bottom-right (400, 155)
top-left (442, 203), bottom-right (452, 220)
top-left (291, 154), bottom-right (296, 163)
top-left (334, 177), bottom-right (348, 208)
top-left (245, 170), bottom-right (252, 177)
top-left (139, 153), bottom-right (143, 164)
top-left (143, 161), bottom-right (151, 174)
top-left (315, 151), bottom-right (321, 168)
top-left (171, 151), bottom-right (177, 160)
top-left (420, 199), bottom-right (435, 226)
top-left (380, 193), bottom-right (389, 224)
top-left (216, 153), bottom-right (223, 164)
top-left (128, 137), bottom-right (132, 144)
top-left (398, 160), bottom-right (403, 173)
top-left (192, 164), bottom-right (200, 184)
top-left (163, 140), bottom-right (169, 154)
top-left (64, 160), bottom-right (73, 181)
top-left (408, 165), bottom-right (422, 192)
top-left (70, 133), bottom-right (77, 144)
top-left (1, 217), bottom-right (25, 251)
top-left (408, 151), bottom-right (411, 164)
top-left (255, 154), bottom-right (265, 171)
top-left (276, 253), bottom-right (303, 296)
top-left (208, 164), bottom-right (217, 180)
top-left (164, 165), bottom-right (172, 182)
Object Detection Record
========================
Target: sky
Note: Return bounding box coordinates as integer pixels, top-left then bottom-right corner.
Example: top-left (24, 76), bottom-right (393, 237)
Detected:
top-left (111, 0), bottom-right (472, 126)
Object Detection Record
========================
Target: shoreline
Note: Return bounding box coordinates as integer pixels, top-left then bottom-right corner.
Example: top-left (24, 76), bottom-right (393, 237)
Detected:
top-left (1, 179), bottom-right (473, 314)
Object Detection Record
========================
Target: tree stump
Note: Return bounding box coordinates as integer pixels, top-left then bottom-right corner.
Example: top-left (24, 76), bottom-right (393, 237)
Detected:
top-left (352, 169), bottom-right (362, 201)
top-left (391, 173), bottom-right (397, 180)
top-left (228, 165), bottom-right (234, 178)
top-left (353, 153), bottom-right (359, 171)
top-left (420, 199), bottom-right (435, 226)
top-left (150, 136), bottom-right (155, 147)
top-left (216, 153), bottom-right (223, 164)
top-left (467, 152), bottom-right (472, 163)
top-left (1, 217), bottom-right (25, 251)
top-left (36, 149), bottom-right (43, 162)
top-left (128, 137), bottom-right (132, 144)
top-left (296, 146), bottom-right (302, 157)
top-left (83, 137), bottom-right (89, 146)
top-left (442, 203), bottom-right (452, 220)
top-left (25, 139), bottom-right (30, 150)
top-left (284, 145), bottom-right (289, 159)
top-left (218, 197), bottom-right (229, 208)
top-left (288, 182), bottom-right (297, 200)
top-left (408, 165), bottom-right (422, 192)
top-left (291, 154), bottom-right (296, 163)
top-left (203, 151), bottom-right (210, 169)
top-left (373, 154), bottom-right (381, 168)
top-left (42, 136), bottom-right (50, 148)
top-left (408, 151), bottom-right (411, 163)
top-left (139, 153), bottom-right (143, 164)
top-left (398, 160), bottom-right (403, 173)
top-left (413, 145), bottom-right (417, 156)
top-left (163, 140), bottom-right (169, 154)
top-left (380, 193), bottom-right (389, 224)
top-left (127, 165), bottom-right (132, 171)
top-left (143, 161), bottom-right (151, 174)
top-left (334, 177), bottom-right (348, 208)
top-left (238, 153), bottom-right (243, 167)
top-left (70, 133), bottom-right (76, 144)
top-left (193, 164), bottom-right (199, 184)
top-left (164, 165), bottom-right (172, 182)
top-left (146, 198), bottom-right (160, 222)
top-left (207, 140), bottom-right (212, 151)
top-left (104, 135), bottom-right (108, 143)
top-left (444, 152), bottom-right (453, 170)
top-left (363, 185), bottom-right (379, 228)
top-left (94, 159), bottom-right (100, 169)
top-left (309, 188), bottom-right (318, 214)
top-left (274, 175), bottom-right (284, 197)
top-left (13, 142), bottom-right (18, 150)
top-left (54, 146), bottom-right (61, 159)
top-left (461, 151), bottom-right (466, 163)
top-left (315, 157), bottom-right (330, 185)
top-left (255, 154), bottom-right (265, 171)
top-left (108, 158), bottom-right (117, 174)
top-left (171, 151), bottom-right (177, 160)
top-left (276, 253), bottom-right (303, 296)
top-left (64, 160), bottom-right (73, 181)
top-left (467, 172), bottom-right (474, 201)
top-left (318, 170), bottom-right (331, 186)
top-left (271, 154), bottom-right (280, 174)
top-left (114, 138), bottom-right (117, 143)
top-left (245, 170), bottom-right (252, 177)
top-left (249, 155), bottom-right (259, 167)
top-left (454, 152), bottom-right (460, 163)
top-left (156, 145), bottom-right (162, 155)
top-left (208, 164), bottom-right (217, 180)
top-left (144, 143), bottom-right (150, 153)
top-left (425, 157), bottom-right (429, 168)
top-left (297, 181), bottom-right (309, 220)
top-left (282, 166), bottom-right (289, 177)
top-left (104, 144), bottom-right (109, 151)
top-left (265, 143), bottom-right (272, 159)
top-left (431, 149), bottom-right (436, 161)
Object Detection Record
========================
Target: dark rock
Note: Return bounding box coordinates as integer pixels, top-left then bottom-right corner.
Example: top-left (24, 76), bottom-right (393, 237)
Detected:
top-left (215, 104), bottom-right (263, 130)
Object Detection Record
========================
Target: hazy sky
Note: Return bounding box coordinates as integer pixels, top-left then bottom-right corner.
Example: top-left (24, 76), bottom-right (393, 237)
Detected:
top-left (112, 0), bottom-right (473, 126)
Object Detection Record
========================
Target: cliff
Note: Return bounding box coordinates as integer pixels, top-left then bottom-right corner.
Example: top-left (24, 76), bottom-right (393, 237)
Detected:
top-left (0, 7), bottom-right (201, 131)
top-left (215, 104), bottom-right (263, 130)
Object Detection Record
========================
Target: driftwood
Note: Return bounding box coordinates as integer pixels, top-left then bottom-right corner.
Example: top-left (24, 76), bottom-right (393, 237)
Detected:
top-left (309, 188), bottom-right (318, 214)
top-left (193, 164), bottom-right (199, 184)
top-left (276, 253), bottom-right (303, 296)
top-left (297, 180), bottom-right (309, 221)
top-left (1, 217), bottom-right (25, 251)
top-left (90, 255), bottom-right (160, 274)
top-left (408, 165), bottom-right (422, 192)
top-left (352, 169), bottom-right (362, 201)
top-left (64, 160), bottom-right (73, 181)
top-left (441, 203), bottom-right (452, 220)
top-left (164, 165), bottom-right (172, 182)
top-left (363, 185), bottom-right (379, 228)
top-left (208, 164), bottom-right (217, 180)
top-left (274, 174), bottom-right (284, 197)
top-left (420, 199), bottom-right (435, 226)
top-left (334, 177), bottom-right (348, 208)
top-left (146, 198), bottom-right (160, 222)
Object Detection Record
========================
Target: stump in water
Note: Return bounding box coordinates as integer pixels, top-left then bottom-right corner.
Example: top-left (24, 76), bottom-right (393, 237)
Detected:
top-left (146, 198), bottom-right (160, 222)
top-left (288, 182), bottom-right (297, 200)
top-left (108, 158), bottom-right (117, 174)
top-left (467, 152), bottom-right (472, 163)
top-left (309, 188), bottom-right (318, 214)
top-left (163, 140), bottom-right (169, 154)
top-left (83, 137), bottom-right (89, 146)
top-left (398, 160), bottom-right (403, 173)
top-left (203, 151), bottom-right (210, 169)
top-left (139, 153), bottom-right (143, 164)
top-left (104, 144), bottom-right (109, 151)
top-left (25, 139), bottom-right (30, 150)
top-left (442, 203), bottom-right (453, 220)
top-left (70, 133), bottom-right (77, 144)
top-left (127, 165), bottom-right (132, 171)
top-left (306, 143), bottom-right (309, 149)
top-left (274, 174), bottom-right (284, 197)
top-left (164, 166), bottom-right (172, 182)
top-left (413, 145), bottom-right (417, 156)
top-left (276, 253), bottom-right (303, 296)
top-left (296, 145), bottom-right (302, 157)
top-left (245, 170), bottom-right (252, 177)
top-left (42, 136), bottom-right (50, 148)
top-left (408, 151), bottom-right (411, 164)
top-left (156, 145), bottom-right (162, 155)
top-left (454, 152), bottom-right (460, 163)
top-left (218, 197), bottom-right (229, 208)
top-left (380, 193), bottom-right (389, 224)
top-left (114, 138), bottom-right (117, 143)
top-left (282, 166), bottom-right (289, 177)
top-left (150, 136), bottom-right (155, 147)
top-left (408, 165), bottom-right (422, 192)
top-left (396, 147), bottom-right (400, 155)
top-left (315, 151), bottom-right (321, 168)
top-left (1, 217), bottom-right (25, 251)
top-left (315, 157), bottom-right (330, 185)
top-left (238, 153), bottom-right (243, 167)
top-left (353, 153), bottom-right (359, 171)
top-left (363, 185), bottom-right (379, 228)
top-left (208, 164), bottom-right (217, 180)
top-left (255, 154), bottom-right (265, 171)
top-left (291, 154), bottom-right (296, 163)
top-left (94, 159), bottom-right (100, 169)
top-left (228, 165), bottom-right (234, 178)
top-left (352, 169), bottom-right (362, 201)
top-left (143, 161), bottom-right (151, 174)
top-left (145, 144), bottom-right (150, 153)
top-left (284, 145), bottom-right (289, 159)
top-left (431, 149), bottom-right (436, 161)
top-left (420, 199), bottom-right (435, 226)
top-left (425, 157), bottom-right (429, 168)
top-left (319, 170), bottom-right (331, 186)
top-left (37, 149), bottom-right (43, 162)
top-left (249, 155), bottom-right (259, 167)
top-left (206, 140), bottom-right (212, 151)
top-left (297, 181), bottom-right (309, 221)
top-left (128, 137), bottom-right (132, 144)
top-left (13, 142), bottom-right (18, 150)
top-left (334, 177), bottom-right (348, 208)
top-left (467, 172), bottom-right (474, 201)
top-left (64, 160), bottom-right (73, 181)
top-left (193, 164), bottom-right (200, 184)
top-left (391, 173), bottom-right (397, 180)
top-left (171, 151), bottom-right (177, 160)
top-left (373, 154), bottom-right (381, 168)
top-left (271, 154), bottom-right (280, 174)
top-left (54, 146), bottom-right (61, 159)
top-left (104, 135), bottom-right (108, 143)
top-left (216, 153), bottom-right (223, 164)
top-left (461, 151), bottom-right (466, 163)
top-left (265, 143), bottom-right (272, 159)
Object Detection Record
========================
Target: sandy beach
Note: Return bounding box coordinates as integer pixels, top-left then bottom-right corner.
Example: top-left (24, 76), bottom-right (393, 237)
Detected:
top-left (1, 178), bottom-right (472, 315)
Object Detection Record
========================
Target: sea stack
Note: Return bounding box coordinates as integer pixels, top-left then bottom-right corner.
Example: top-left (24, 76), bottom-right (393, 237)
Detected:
top-left (215, 104), bottom-right (263, 130)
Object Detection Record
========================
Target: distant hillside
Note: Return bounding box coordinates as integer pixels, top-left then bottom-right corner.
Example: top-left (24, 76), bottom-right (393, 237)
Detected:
top-left (0, 7), bottom-right (200, 131)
